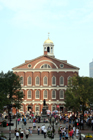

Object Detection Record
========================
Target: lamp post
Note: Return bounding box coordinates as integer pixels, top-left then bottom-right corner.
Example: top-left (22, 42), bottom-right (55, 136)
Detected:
top-left (51, 116), bottom-right (55, 139)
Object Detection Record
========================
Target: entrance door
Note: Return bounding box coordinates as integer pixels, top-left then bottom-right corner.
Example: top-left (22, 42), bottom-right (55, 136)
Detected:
top-left (60, 107), bottom-right (63, 112)
top-left (28, 105), bottom-right (32, 112)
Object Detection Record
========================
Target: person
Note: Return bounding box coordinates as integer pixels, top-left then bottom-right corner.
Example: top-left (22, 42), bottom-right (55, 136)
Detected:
top-left (37, 126), bottom-right (40, 135)
top-left (17, 118), bottom-right (20, 125)
top-left (30, 127), bottom-right (32, 136)
top-left (25, 128), bottom-right (29, 139)
top-left (15, 128), bottom-right (17, 136)
top-left (65, 130), bottom-right (68, 139)
top-left (59, 129), bottom-right (62, 140)
top-left (61, 128), bottom-right (65, 140)
top-left (24, 117), bottom-right (27, 125)
top-left (33, 122), bottom-right (36, 130)
top-left (76, 127), bottom-right (79, 139)
top-left (41, 125), bottom-right (44, 134)
top-left (29, 117), bottom-right (31, 123)
top-left (20, 129), bottom-right (24, 140)
top-left (16, 130), bottom-right (19, 140)
top-left (43, 128), bottom-right (47, 138)
top-left (69, 128), bottom-right (73, 140)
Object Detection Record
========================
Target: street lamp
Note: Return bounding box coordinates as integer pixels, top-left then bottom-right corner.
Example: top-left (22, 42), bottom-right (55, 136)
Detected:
top-left (51, 116), bottom-right (55, 139)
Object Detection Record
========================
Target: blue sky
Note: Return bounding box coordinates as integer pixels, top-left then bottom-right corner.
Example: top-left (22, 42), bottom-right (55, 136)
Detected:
top-left (0, 0), bottom-right (93, 76)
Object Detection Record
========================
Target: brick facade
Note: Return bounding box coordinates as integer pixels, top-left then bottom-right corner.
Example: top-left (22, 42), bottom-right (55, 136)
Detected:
top-left (12, 38), bottom-right (79, 115)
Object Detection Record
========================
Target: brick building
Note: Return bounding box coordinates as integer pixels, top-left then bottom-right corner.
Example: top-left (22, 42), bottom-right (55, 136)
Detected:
top-left (12, 37), bottom-right (79, 115)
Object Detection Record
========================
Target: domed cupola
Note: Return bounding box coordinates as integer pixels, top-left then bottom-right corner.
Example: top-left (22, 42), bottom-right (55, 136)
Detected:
top-left (43, 36), bottom-right (54, 57)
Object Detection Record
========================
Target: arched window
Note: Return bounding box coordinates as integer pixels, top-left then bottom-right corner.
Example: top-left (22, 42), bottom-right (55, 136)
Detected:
top-left (35, 90), bottom-right (40, 99)
top-left (52, 76), bottom-right (56, 85)
top-left (43, 76), bottom-right (47, 85)
top-left (28, 77), bottom-right (31, 85)
top-left (28, 90), bottom-right (31, 98)
top-left (36, 77), bottom-right (39, 85)
top-left (20, 76), bottom-right (23, 85)
top-left (47, 47), bottom-right (50, 52)
top-left (41, 64), bottom-right (51, 69)
top-left (43, 90), bottom-right (47, 99)
top-left (67, 76), bottom-right (71, 85)
top-left (51, 47), bottom-right (53, 53)
top-left (60, 90), bottom-right (64, 99)
top-left (52, 90), bottom-right (56, 99)
top-left (60, 76), bottom-right (64, 86)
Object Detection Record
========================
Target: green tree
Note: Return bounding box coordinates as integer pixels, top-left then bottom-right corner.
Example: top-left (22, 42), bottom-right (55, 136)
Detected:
top-left (0, 71), bottom-right (24, 112)
top-left (65, 76), bottom-right (93, 129)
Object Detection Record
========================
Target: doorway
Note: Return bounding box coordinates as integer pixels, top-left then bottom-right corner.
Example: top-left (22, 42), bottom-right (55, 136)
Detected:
top-left (28, 105), bottom-right (32, 111)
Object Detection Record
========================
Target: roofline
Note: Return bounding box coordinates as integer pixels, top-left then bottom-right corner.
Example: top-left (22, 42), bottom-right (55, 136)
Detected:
top-left (12, 54), bottom-right (79, 70)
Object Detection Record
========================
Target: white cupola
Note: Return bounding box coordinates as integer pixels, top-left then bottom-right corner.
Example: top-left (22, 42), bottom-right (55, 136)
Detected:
top-left (43, 37), bottom-right (54, 57)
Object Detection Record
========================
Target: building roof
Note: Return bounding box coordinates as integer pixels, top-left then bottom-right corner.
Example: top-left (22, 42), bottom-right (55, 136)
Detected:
top-left (12, 54), bottom-right (79, 70)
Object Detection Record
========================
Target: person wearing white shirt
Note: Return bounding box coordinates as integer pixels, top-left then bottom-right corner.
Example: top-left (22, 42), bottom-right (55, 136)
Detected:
top-left (43, 128), bottom-right (47, 138)
top-left (76, 128), bottom-right (79, 139)
top-left (16, 131), bottom-right (19, 140)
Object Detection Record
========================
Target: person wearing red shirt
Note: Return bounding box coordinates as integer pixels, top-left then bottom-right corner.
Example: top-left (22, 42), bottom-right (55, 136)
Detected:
top-left (69, 128), bottom-right (73, 140)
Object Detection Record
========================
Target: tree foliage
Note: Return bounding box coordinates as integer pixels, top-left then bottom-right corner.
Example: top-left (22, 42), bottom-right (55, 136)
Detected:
top-left (65, 76), bottom-right (93, 113)
top-left (0, 71), bottom-right (25, 112)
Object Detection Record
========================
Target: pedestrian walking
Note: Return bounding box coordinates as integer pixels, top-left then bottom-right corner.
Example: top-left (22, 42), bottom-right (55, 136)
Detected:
top-left (65, 130), bottom-right (68, 139)
top-left (30, 127), bottom-right (32, 136)
top-left (20, 129), bottom-right (24, 140)
top-left (24, 117), bottom-right (27, 125)
top-left (37, 126), bottom-right (40, 135)
top-left (16, 130), bottom-right (19, 140)
top-left (17, 118), bottom-right (20, 125)
top-left (43, 128), bottom-right (47, 138)
top-left (76, 127), bottom-right (79, 139)
top-left (25, 128), bottom-right (29, 139)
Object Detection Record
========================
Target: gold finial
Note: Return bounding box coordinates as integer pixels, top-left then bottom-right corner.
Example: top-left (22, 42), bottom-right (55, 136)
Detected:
top-left (48, 32), bottom-right (50, 39)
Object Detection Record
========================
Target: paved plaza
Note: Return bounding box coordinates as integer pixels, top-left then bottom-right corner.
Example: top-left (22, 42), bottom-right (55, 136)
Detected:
top-left (0, 118), bottom-right (93, 140)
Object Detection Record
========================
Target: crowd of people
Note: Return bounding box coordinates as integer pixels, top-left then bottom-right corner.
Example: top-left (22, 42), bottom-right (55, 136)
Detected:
top-left (14, 111), bottom-right (93, 140)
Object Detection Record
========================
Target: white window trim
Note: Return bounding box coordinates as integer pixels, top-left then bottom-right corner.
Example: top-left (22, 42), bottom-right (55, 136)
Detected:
top-left (52, 90), bottom-right (56, 99)
top-left (60, 90), bottom-right (64, 99)
top-left (35, 105), bottom-right (40, 115)
top-left (27, 90), bottom-right (32, 99)
top-left (40, 64), bottom-right (51, 69)
top-left (52, 76), bottom-right (56, 86)
top-left (35, 90), bottom-right (40, 99)
top-left (43, 76), bottom-right (48, 86)
top-left (51, 105), bottom-right (56, 112)
top-left (59, 64), bottom-right (64, 68)
top-left (20, 76), bottom-right (24, 86)
top-left (35, 76), bottom-right (40, 86)
top-left (19, 105), bottom-right (23, 112)
top-left (59, 76), bottom-right (64, 86)
top-left (67, 76), bottom-right (71, 85)
top-left (27, 76), bottom-right (32, 86)
top-left (43, 90), bottom-right (48, 99)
